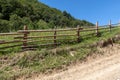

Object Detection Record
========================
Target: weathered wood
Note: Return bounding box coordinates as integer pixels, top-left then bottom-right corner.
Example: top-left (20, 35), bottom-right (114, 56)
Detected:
top-left (14, 34), bottom-right (76, 39)
top-left (96, 21), bottom-right (99, 36)
top-left (27, 38), bottom-right (76, 43)
top-left (55, 28), bottom-right (77, 32)
top-left (54, 27), bottom-right (57, 48)
top-left (18, 28), bottom-right (77, 33)
top-left (80, 28), bottom-right (97, 32)
top-left (0, 40), bottom-right (24, 44)
top-left (77, 25), bottom-right (80, 42)
top-left (0, 33), bottom-right (23, 36)
top-left (57, 34), bottom-right (76, 37)
top-left (0, 44), bottom-right (22, 49)
top-left (14, 35), bottom-right (57, 39)
top-left (23, 25), bottom-right (29, 50)
top-left (109, 20), bottom-right (111, 32)
top-left (0, 40), bottom-right (5, 43)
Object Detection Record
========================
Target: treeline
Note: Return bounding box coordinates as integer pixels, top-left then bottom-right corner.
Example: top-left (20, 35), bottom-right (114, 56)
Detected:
top-left (0, 0), bottom-right (94, 32)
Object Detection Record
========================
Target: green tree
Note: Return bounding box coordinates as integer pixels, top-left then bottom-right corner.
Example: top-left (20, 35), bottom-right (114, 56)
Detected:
top-left (36, 20), bottom-right (49, 29)
top-left (0, 19), bottom-right (10, 32)
top-left (9, 14), bottom-right (23, 31)
top-left (0, 13), bottom-right (3, 19)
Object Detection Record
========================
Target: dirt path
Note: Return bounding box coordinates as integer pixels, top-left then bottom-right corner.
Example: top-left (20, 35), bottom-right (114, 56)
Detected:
top-left (24, 44), bottom-right (120, 80)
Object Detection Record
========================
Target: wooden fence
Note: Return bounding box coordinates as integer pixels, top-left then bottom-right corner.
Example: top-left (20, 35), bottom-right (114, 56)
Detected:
top-left (0, 21), bottom-right (119, 51)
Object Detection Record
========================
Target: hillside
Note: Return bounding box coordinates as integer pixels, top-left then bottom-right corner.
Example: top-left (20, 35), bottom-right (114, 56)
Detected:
top-left (0, 25), bottom-right (120, 79)
top-left (0, 0), bottom-right (94, 32)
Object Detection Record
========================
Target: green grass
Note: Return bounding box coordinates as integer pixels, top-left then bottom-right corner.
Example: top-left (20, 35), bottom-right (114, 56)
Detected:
top-left (0, 27), bottom-right (120, 80)
top-left (0, 27), bottom-right (119, 53)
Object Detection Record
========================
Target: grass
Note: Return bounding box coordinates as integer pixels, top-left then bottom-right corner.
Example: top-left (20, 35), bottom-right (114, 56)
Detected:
top-left (0, 27), bottom-right (120, 80)
top-left (0, 27), bottom-right (117, 53)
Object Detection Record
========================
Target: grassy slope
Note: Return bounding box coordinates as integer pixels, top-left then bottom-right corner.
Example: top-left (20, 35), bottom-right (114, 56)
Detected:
top-left (0, 27), bottom-right (120, 80)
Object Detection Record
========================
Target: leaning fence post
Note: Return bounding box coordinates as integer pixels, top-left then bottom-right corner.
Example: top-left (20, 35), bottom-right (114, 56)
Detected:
top-left (23, 25), bottom-right (28, 50)
top-left (109, 20), bottom-right (111, 32)
top-left (96, 21), bottom-right (99, 36)
top-left (77, 25), bottom-right (80, 43)
top-left (54, 26), bottom-right (57, 48)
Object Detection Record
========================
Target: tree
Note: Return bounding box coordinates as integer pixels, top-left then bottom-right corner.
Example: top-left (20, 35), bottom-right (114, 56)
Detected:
top-left (36, 20), bottom-right (49, 29)
top-left (0, 13), bottom-right (3, 19)
top-left (63, 11), bottom-right (74, 20)
top-left (0, 19), bottom-right (10, 32)
top-left (9, 14), bottom-right (23, 31)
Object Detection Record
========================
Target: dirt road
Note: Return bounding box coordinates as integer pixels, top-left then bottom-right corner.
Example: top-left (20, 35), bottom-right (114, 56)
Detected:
top-left (25, 44), bottom-right (120, 80)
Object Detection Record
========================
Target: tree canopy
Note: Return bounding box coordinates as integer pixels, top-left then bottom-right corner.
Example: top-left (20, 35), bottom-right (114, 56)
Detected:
top-left (0, 0), bottom-right (94, 32)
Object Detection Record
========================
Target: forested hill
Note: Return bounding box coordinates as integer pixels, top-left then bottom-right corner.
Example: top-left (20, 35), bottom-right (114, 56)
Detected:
top-left (0, 0), bottom-right (94, 32)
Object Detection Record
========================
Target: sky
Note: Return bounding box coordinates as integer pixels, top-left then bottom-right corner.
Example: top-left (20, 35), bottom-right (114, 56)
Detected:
top-left (39, 0), bottom-right (120, 25)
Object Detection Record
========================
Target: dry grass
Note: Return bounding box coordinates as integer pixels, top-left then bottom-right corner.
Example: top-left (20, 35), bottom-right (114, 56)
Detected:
top-left (0, 27), bottom-right (120, 80)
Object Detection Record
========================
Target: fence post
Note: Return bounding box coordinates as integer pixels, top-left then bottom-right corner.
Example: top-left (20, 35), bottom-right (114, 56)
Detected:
top-left (23, 25), bottom-right (28, 50)
top-left (77, 25), bottom-right (80, 43)
top-left (109, 20), bottom-right (111, 32)
top-left (96, 21), bottom-right (99, 36)
top-left (54, 26), bottom-right (57, 48)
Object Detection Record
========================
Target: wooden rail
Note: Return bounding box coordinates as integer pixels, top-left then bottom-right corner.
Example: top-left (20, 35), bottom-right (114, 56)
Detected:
top-left (0, 33), bottom-right (23, 36)
top-left (0, 44), bottom-right (22, 49)
top-left (18, 28), bottom-right (78, 33)
top-left (14, 34), bottom-right (76, 39)
top-left (0, 40), bottom-right (24, 44)
top-left (0, 21), bottom-right (119, 51)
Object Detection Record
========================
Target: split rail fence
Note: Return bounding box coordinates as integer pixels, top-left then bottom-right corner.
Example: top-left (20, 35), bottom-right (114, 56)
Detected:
top-left (0, 21), bottom-right (119, 51)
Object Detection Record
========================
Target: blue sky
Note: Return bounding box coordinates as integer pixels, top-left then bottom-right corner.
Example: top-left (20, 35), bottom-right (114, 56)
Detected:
top-left (39, 0), bottom-right (120, 25)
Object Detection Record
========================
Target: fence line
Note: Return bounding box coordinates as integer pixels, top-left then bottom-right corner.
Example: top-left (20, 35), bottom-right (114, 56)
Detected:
top-left (0, 21), bottom-right (119, 51)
